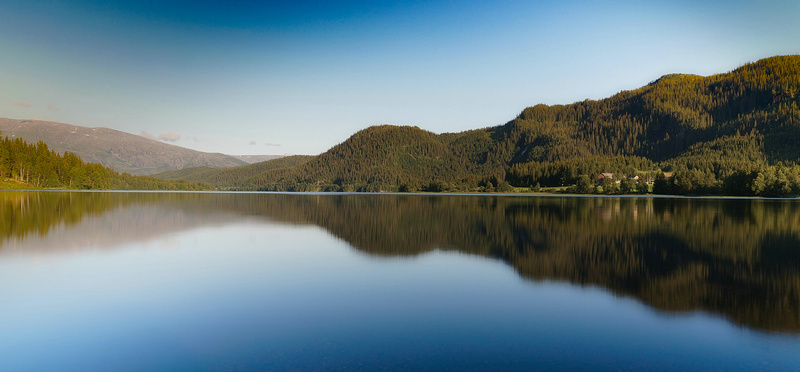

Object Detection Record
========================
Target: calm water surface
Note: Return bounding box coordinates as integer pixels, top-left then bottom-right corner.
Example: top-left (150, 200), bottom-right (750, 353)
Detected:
top-left (0, 191), bottom-right (798, 370)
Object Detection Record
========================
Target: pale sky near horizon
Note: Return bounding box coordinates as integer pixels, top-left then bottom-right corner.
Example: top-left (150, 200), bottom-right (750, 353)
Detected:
top-left (1, 0), bottom-right (798, 155)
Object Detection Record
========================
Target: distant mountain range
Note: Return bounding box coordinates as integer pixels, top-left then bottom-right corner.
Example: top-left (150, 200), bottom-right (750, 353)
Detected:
top-left (0, 118), bottom-right (262, 175)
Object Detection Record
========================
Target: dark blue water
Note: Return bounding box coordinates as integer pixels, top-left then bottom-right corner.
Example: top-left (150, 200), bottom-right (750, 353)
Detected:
top-left (0, 192), bottom-right (798, 370)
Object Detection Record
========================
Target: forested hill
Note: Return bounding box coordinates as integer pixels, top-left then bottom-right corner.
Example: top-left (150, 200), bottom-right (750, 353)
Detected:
top-left (505, 55), bottom-right (799, 187)
top-left (204, 54), bottom-right (798, 195)
top-left (152, 155), bottom-right (313, 189)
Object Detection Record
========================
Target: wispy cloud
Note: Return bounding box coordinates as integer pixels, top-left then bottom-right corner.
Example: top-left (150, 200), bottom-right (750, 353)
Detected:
top-left (158, 132), bottom-right (181, 142)
top-left (264, 142), bottom-right (282, 147)
top-left (46, 103), bottom-right (59, 111)
top-left (12, 102), bottom-right (32, 108)
top-left (140, 130), bottom-right (157, 140)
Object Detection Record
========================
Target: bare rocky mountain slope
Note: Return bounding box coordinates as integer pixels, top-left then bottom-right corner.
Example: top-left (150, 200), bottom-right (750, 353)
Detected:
top-left (0, 118), bottom-right (247, 175)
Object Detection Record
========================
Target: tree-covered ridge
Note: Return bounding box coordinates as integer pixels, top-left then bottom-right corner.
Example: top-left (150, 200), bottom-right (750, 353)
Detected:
top-left (497, 55), bottom-right (800, 187)
top-left (253, 125), bottom-right (503, 192)
top-left (186, 55), bottom-right (799, 194)
top-left (152, 155), bottom-right (312, 189)
top-left (508, 56), bottom-right (799, 161)
top-left (152, 166), bottom-right (215, 181)
top-left (0, 134), bottom-right (208, 190)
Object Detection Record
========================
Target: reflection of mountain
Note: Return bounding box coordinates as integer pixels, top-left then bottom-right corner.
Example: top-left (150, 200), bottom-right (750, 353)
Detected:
top-left (0, 192), bottom-right (247, 255)
top-left (2, 191), bottom-right (799, 333)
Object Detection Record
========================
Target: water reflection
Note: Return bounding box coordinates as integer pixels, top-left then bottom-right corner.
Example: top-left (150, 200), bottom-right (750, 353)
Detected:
top-left (2, 191), bottom-right (799, 334)
top-left (0, 192), bottom-right (244, 255)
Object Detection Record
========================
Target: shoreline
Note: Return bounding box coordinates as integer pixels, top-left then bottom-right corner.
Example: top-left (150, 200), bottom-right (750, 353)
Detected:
top-left (3, 188), bottom-right (799, 200)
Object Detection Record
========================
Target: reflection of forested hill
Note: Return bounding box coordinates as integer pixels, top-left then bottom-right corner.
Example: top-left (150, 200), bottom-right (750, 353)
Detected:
top-left (293, 195), bottom-right (800, 333)
top-left (2, 191), bottom-right (799, 333)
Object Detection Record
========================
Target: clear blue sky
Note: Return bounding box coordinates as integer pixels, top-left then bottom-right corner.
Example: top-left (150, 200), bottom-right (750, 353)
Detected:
top-left (1, 0), bottom-right (798, 155)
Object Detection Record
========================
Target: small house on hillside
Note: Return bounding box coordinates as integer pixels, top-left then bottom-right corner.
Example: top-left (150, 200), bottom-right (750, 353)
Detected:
top-left (597, 173), bottom-right (613, 184)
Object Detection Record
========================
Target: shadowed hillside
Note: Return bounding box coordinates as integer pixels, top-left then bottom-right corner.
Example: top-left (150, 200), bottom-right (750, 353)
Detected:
top-left (231, 155), bottom-right (283, 164)
top-left (152, 155), bottom-right (313, 189)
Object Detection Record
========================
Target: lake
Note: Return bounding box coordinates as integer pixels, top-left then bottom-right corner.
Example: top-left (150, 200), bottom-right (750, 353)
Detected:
top-left (1, 191), bottom-right (798, 370)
